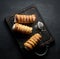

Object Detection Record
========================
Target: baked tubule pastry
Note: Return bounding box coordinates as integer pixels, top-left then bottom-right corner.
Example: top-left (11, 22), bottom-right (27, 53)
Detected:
top-left (14, 14), bottom-right (36, 24)
top-left (12, 23), bottom-right (33, 34)
top-left (24, 33), bottom-right (42, 50)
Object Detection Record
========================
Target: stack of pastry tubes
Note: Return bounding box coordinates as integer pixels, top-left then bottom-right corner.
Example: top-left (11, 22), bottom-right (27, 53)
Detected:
top-left (12, 14), bottom-right (42, 51)
top-left (12, 14), bottom-right (36, 34)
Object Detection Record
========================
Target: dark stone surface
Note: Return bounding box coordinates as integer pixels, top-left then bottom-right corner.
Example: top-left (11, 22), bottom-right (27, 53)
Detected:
top-left (0, 0), bottom-right (60, 59)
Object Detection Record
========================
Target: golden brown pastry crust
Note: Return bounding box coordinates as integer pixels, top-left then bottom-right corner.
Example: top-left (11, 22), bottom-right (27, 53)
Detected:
top-left (14, 14), bottom-right (36, 24)
top-left (24, 33), bottom-right (42, 50)
top-left (12, 23), bottom-right (33, 34)
top-left (24, 42), bottom-right (33, 50)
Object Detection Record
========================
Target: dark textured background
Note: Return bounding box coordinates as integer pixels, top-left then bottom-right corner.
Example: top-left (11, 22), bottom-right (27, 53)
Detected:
top-left (0, 0), bottom-right (60, 59)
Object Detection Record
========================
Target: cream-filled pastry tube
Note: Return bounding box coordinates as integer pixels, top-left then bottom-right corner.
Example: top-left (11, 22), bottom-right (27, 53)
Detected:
top-left (12, 23), bottom-right (33, 34)
top-left (24, 33), bottom-right (42, 50)
top-left (14, 14), bottom-right (36, 24)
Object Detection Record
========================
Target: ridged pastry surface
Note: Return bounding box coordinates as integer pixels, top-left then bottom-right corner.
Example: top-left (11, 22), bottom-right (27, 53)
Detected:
top-left (14, 14), bottom-right (36, 24)
top-left (24, 33), bottom-right (42, 50)
top-left (12, 23), bottom-right (33, 34)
